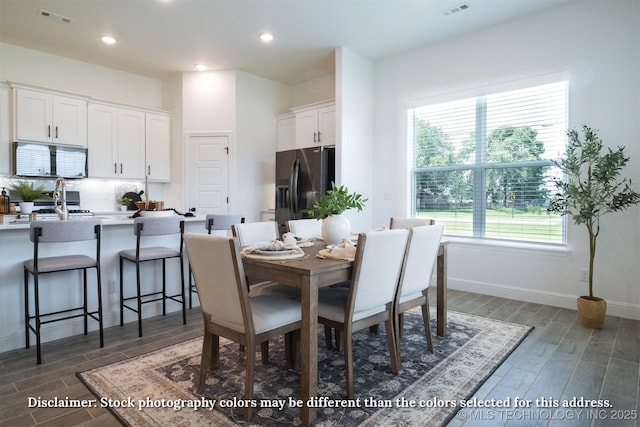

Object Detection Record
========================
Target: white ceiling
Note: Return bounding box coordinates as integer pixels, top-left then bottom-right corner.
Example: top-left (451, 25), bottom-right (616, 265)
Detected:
top-left (0, 0), bottom-right (570, 85)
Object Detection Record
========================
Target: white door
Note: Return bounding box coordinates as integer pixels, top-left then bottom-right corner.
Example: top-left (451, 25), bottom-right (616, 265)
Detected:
top-left (186, 133), bottom-right (229, 215)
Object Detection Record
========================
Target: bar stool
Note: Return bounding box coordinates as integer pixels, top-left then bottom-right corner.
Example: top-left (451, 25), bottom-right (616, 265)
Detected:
top-left (24, 219), bottom-right (104, 364)
top-left (188, 214), bottom-right (245, 309)
top-left (119, 216), bottom-right (186, 337)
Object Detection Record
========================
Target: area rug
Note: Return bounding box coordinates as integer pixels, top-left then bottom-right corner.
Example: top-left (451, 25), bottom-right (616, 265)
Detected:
top-left (78, 310), bottom-right (531, 426)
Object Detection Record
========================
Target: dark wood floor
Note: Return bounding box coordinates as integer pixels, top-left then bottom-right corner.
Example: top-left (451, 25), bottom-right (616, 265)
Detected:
top-left (1, 289), bottom-right (638, 426)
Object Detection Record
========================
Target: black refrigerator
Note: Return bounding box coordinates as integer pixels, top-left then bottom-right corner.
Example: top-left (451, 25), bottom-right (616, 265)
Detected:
top-left (275, 146), bottom-right (335, 235)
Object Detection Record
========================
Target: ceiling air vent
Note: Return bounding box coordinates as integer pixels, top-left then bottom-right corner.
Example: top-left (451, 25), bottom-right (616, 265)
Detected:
top-left (442, 3), bottom-right (470, 16)
top-left (39, 9), bottom-right (73, 24)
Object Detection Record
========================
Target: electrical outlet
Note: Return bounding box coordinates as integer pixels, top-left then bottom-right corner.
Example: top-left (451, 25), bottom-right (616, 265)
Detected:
top-left (580, 269), bottom-right (589, 282)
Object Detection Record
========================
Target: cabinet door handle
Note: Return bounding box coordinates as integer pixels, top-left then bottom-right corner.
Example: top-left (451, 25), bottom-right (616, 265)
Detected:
top-left (317, 131), bottom-right (321, 142)
top-left (114, 163), bottom-right (117, 174)
top-left (48, 125), bottom-right (51, 138)
top-left (55, 126), bottom-right (58, 139)
top-left (120, 163), bottom-right (123, 174)
top-left (147, 165), bottom-right (151, 175)
top-left (313, 132), bottom-right (317, 143)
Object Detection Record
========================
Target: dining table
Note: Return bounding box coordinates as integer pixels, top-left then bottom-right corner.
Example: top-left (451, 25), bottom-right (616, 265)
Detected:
top-left (241, 239), bottom-right (448, 424)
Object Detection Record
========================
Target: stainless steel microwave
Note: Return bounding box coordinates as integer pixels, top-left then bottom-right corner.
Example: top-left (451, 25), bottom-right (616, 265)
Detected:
top-left (12, 141), bottom-right (88, 179)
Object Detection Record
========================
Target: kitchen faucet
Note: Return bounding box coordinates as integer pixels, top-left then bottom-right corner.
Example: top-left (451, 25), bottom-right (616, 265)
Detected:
top-left (53, 177), bottom-right (68, 220)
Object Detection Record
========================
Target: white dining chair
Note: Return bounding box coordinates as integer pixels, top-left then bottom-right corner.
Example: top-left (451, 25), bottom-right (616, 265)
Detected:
top-left (184, 233), bottom-right (301, 421)
top-left (287, 218), bottom-right (322, 239)
top-left (231, 221), bottom-right (300, 299)
top-left (317, 228), bottom-right (409, 399)
top-left (232, 221), bottom-right (279, 246)
top-left (389, 216), bottom-right (435, 229)
top-left (395, 225), bottom-right (444, 361)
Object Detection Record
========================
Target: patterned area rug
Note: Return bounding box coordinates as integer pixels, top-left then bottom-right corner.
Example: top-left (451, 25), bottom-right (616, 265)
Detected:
top-left (78, 310), bottom-right (531, 426)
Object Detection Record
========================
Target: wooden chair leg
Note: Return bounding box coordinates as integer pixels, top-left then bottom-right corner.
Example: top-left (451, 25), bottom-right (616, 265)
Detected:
top-left (335, 329), bottom-right (342, 351)
top-left (344, 330), bottom-right (354, 399)
top-left (261, 341), bottom-right (269, 364)
top-left (324, 325), bottom-right (333, 349)
top-left (211, 334), bottom-right (219, 369)
top-left (198, 332), bottom-right (213, 393)
top-left (385, 317), bottom-right (400, 375)
top-left (244, 338), bottom-right (256, 421)
top-left (421, 303), bottom-right (434, 353)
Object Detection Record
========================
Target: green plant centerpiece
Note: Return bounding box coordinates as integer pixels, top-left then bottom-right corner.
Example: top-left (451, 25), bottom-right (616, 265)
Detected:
top-left (307, 182), bottom-right (368, 245)
top-left (547, 126), bottom-right (640, 328)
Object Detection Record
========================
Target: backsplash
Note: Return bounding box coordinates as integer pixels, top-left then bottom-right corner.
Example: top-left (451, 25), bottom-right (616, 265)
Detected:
top-left (0, 177), bottom-right (166, 213)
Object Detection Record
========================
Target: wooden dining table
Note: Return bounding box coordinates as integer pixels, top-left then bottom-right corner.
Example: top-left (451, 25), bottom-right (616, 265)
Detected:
top-left (241, 240), bottom-right (448, 424)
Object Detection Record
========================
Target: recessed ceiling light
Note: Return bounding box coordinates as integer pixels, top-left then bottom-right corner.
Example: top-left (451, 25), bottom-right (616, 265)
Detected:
top-left (259, 33), bottom-right (274, 43)
top-left (101, 36), bottom-right (116, 45)
top-left (195, 64), bottom-right (208, 71)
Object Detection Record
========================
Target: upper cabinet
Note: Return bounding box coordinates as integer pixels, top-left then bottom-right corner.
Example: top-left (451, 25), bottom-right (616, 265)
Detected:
top-left (0, 84), bottom-right (10, 175)
top-left (12, 86), bottom-right (88, 147)
top-left (88, 103), bottom-right (170, 181)
top-left (145, 112), bottom-right (171, 181)
top-left (292, 100), bottom-right (335, 149)
top-left (88, 103), bottom-right (145, 180)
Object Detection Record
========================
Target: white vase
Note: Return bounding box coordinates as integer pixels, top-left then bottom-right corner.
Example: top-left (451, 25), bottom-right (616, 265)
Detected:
top-left (19, 201), bottom-right (34, 214)
top-left (322, 214), bottom-right (351, 245)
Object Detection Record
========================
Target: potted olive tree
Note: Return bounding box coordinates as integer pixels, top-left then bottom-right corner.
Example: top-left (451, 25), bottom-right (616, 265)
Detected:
top-left (548, 126), bottom-right (640, 328)
top-left (307, 182), bottom-right (368, 245)
top-left (9, 180), bottom-right (48, 214)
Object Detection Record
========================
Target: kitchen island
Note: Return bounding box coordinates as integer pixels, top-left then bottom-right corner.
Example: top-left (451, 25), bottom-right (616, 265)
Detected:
top-left (0, 214), bottom-right (207, 355)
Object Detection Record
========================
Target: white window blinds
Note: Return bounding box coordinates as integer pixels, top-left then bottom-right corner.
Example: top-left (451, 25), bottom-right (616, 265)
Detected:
top-left (408, 80), bottom-right (568, 244)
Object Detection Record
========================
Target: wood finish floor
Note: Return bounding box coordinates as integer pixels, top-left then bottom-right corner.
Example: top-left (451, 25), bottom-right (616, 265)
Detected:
top-left (1, 289), bottom-right (638, 426)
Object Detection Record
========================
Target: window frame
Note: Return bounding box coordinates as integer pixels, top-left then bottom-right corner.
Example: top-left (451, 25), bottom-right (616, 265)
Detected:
top-left (407, 75), bottom-right (568, 245)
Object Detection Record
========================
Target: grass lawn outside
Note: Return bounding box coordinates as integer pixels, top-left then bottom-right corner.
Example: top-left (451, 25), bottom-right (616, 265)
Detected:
top-left (417, 208), bottom-right (564, 244)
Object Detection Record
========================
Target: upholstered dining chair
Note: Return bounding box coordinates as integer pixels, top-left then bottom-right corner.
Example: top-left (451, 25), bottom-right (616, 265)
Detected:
top-left (24, 219), bottom-right (104, 364)
top-left (394, 225), bottom-right (444, 362)
top-left (184, 233), bottom-right (301, 421)
top-left (188, 214), bottom-right (245, 309)
top-left (119, 216), bottom-right (186, 337)
top-left (287, 218), bottom-right (322, 239)
top-left (389, 216), bottom-right (436, 336)
top-left (231, 221), bottom-right (300, 299)
top-left (232, 221), bottom-right (279, 246)
top-left (317, 228), bottom-right (409, 399)
top-left (389, 216), bottom-right (435, 229)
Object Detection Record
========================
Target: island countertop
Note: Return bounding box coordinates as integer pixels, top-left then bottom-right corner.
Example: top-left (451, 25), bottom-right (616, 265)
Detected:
top-left (0, 213), bottom-right (205, 231)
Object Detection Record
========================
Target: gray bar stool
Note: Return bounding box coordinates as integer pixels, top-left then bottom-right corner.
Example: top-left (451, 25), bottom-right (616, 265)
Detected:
top-left (24, 219), bottom-right (104, 364)
top-left (119, 216), bottom-right (186, 337)
top-left (188, 214), bottom-right (245, 309)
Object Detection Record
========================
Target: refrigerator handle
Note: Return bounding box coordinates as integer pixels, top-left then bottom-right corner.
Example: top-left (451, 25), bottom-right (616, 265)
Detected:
top-left (290, 158), bottom-right (300, 214)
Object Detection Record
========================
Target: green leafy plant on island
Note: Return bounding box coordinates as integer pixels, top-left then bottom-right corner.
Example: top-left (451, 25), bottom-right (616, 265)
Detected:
top-left (547, 126), bottom-right (640, 303)
top-left (9, 180), bottom-right (49, 202)
top-left (306, 182), bottom-right (368, 219)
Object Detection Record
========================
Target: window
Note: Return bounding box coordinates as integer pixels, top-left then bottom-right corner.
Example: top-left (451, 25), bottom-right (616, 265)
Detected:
top-left (408, 80), bottom-right (568, 244)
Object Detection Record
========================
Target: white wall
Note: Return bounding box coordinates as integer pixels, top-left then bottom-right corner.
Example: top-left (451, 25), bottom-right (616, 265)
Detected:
top-left (336, 47), bottom-right (374, 233)
top-left (373, 0), bottom-right (640, 318)
top-left (0, 43), bottom-right (163, 109)
top-left (236, 71), bottom-right (291, 216)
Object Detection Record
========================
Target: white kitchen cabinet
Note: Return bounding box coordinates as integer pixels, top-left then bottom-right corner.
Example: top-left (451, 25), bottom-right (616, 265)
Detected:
top-left (88, 103), bottom-right (145, 179)
top-left (293, 101), bottom-right (335, 148)
top-left (0, 84), bottom-right (10, 175)
top-left (117, 108), bottom-right (146, 180)
top-left (276, 112), bottom-right (296, 152)
top-left (13, 87), bottom-right (87, 147)
top-left (145, 112), bottom-right (171, 181)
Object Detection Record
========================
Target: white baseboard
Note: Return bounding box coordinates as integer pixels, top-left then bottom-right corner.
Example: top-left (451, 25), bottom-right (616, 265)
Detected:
top-left (448, 277), bottom-right (640, 321)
